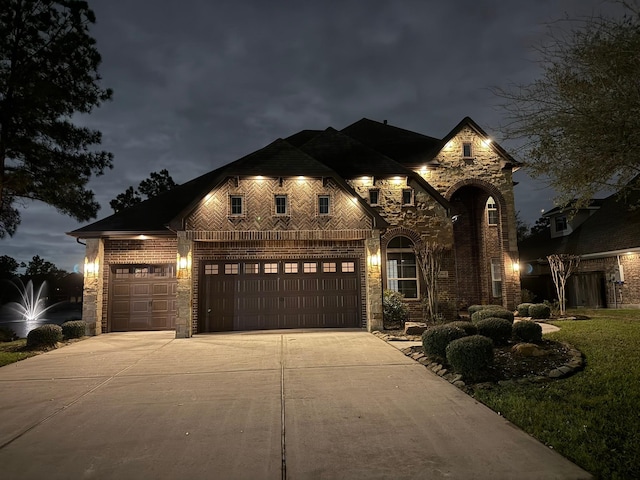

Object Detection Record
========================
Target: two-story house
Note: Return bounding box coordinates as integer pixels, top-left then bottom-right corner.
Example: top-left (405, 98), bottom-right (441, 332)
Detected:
top-left (68, 117), bottom-right (521, 336)
top-left (519, 191), bottom-right (640, 308)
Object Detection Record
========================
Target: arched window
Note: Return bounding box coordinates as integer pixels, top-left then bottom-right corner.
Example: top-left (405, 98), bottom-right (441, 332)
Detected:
top-left (486, 196), bottom-right (498, 225)
top-left (386, 236), bottom-right (418, 298)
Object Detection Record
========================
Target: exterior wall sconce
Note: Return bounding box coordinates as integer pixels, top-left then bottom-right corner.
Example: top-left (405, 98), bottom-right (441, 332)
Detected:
top-left (84, 257), bottom-right (99, 277)
top-left (512, 262), bottom-right (520, 273)
top-left (177, 253), bottom-right (192, 277)
top-left (369, 253), bottom-right (381, 268)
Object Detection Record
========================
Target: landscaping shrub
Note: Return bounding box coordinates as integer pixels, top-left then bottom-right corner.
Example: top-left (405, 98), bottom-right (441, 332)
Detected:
top-left (467, 304), bottom-right (502, 316)
top-left (422, 324), bottom-right (467, 359)
top-left (61, 320), bottom-right (86, 339)
top-left (516, 303), bottom-right (534, 317)
top-left (383, 290), bottom-right (409, 326)
top-left (446, 335), bottom-right (494, 381)
top-left (0, 326), bottom-right (17, 342)
top-left (475, 317), bottom-right (513, 345)
top-left (529, 303), bottom-right (551, 320)
top-left (447, 321), bottom-right (478, 336)
top-left (26, 324), bottom-right (62, 348)
top-left (513, 320), bottom-right (543, 343)
top-left (471, 308), bottom-right (514, 324)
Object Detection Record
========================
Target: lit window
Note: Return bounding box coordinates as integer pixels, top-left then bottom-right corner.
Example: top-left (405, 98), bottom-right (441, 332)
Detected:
top-left (284, 262), bottom-right (298, 274)
top-left (225, 263), bottom-right (239, 275)
top-left (204, 264), bottom-right (219, 275)
top-left (369, 189), bottom-right (379, 205)
top-left (303, 262), bottom-right (317, 273)
top-left (490, 259), bottom-right (502, 298)
top-left (486, 197), bottom-right (498, 225)
top-left (342, 261), bottom-right (355, 273)
top-left (386, 236), bottom-right (418, 298)
top-left (318, 195), bottom-right (330, 215)
top-left (323, 262), bottom-right (337, 273)
top-left (134, 268), bottom-right (149, 278)
top-left (463, 142), bottom-right (473, 158)
top-left (264, 263), bottom-right (278, 274)
top-left (555, 216), bottom-right (568, 232)
top-left (244, 263), bottom-right (259, 274)
top-left (275, 195), bottom-right (288, 215)
top-left (402, 189), bottom-right (414, 206)
top-left (230, 195), bottom-right (243, 216)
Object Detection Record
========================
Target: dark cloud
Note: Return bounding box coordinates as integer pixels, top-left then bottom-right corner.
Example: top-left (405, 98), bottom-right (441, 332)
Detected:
top-left (2, 0), bottom-right (621, 271)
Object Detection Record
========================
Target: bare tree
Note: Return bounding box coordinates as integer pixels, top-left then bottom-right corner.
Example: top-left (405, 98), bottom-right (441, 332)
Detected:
top-left (414, 241), bottom-right (447, 322)
top-left (547, 254), bottom-right (581, 316)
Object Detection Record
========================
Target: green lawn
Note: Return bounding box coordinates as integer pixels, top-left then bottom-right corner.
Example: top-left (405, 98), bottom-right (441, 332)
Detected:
top-left (0, 339), bottom-right (37, 367)
top-left (473, 309), bottom-right (640, 480)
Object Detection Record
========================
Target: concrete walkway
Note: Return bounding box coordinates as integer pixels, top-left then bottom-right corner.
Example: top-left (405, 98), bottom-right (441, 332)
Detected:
top-left (0, 331), bottom-right (590, 479)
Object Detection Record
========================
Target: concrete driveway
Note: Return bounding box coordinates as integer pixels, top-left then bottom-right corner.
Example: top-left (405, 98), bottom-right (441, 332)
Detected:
top-left (0, 331), bottom-right (590, 479)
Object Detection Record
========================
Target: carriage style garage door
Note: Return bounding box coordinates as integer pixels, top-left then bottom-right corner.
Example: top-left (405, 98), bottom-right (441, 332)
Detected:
top-left (109, 264), bottom-right (177, 331)
top-left (199, 259), bottom-right (361, 332)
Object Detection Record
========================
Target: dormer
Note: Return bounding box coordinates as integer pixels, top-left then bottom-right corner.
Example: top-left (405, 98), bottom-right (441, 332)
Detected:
top-left (543, 199), bottom-right (604, 238)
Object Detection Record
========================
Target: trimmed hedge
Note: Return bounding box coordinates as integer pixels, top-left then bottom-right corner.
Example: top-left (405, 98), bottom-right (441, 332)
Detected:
top-left (468, 304), bottom-right (502, 316)
top-left (475, 317), bottom-right (513, 345)
top-left (513, 320), bottom-right (543, 343)
top-left (516, 303), bottom-right (534, 317)
top-left (529, 304), bottom-right (551, 320)
top-left (446, 335), bottom-right (494, 381)
top-left (422, 324), bottom-right (467, 359)
top-left (0, 326), bottom-right (17, 342)
top-left (471, 308), bottom-right (514, 324)
top-left (61, 320), bottom-right (86, 339)
top-left (447, 321), bottom-right (478, 336)
top-left (26, 324), bottom-right (62, 348)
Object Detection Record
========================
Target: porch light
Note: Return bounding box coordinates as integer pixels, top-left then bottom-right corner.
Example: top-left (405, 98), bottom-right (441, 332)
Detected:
top-left (84, 257), bottom-right (99, 277)
top-left (177, 253), bottom-right (192, 274)
top-left (369, 253), bottom-right (381, 267)
top-left (512, 262), bottom-right (520, 273)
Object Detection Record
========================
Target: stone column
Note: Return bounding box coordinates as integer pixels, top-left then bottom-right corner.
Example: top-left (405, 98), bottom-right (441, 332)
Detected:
top-left (82, 238), bottom-right (104, 335)
top-left (175, 232), bottom-right (193, 338)
top-left (365, 233), bottom-right (384, 331)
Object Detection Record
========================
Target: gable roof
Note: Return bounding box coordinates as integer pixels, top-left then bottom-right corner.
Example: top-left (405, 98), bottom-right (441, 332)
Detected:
top-left (519, 191), bottom-right (640, 261)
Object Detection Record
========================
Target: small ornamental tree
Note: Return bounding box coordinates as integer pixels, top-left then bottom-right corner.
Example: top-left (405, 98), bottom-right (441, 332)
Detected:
top-left (547, 254), bottom-right (581, 316)
top-left (414, 241), bottom-right (447, 322)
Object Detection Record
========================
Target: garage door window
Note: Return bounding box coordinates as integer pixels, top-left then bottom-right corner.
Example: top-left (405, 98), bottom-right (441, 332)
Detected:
top-left (323, 262), bottom-right (337, 273)
top-left (245, 263), bottom-right (259, 274)
top-left (284, 262), bottom-right (298, 273)
top-left (225, 263), bottom-right (239, 275)
top-left (264, 263), bottom-right (278, 274)
top-left (342, 261), bottom-right (355, 273)
top-left (303, 262), bottom-right (317, 273)
top-left (204, 264), bottom-right (219, 275)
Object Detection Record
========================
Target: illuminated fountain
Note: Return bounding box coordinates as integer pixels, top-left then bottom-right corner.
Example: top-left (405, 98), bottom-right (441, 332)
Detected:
top-left (5, 279), bottom-right (59, 323)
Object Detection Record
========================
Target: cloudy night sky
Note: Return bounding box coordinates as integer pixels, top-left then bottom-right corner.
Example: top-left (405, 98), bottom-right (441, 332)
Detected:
top-left (2, 0), bottom-right (622, 273)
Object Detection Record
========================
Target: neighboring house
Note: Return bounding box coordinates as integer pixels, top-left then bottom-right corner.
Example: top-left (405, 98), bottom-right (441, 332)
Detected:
top-left (68, 117), bottom-right (522, 336)
top-left (519, 193), bottom-right (640, 308)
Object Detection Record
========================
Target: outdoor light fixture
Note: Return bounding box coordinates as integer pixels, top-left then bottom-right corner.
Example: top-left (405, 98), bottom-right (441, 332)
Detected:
top-left (512, 262), bottom-right (520, 273)
top-left (482, 138), bottom-right (492, 147)
top-left (176, 253), bottom-right (192, 276)
top-left (369, 252), bottom-right (381, 268)
top-left (84, 257), bottom-right (99, 277)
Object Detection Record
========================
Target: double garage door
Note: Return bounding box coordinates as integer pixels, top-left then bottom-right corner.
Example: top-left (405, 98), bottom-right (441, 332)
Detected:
top-left (199, 259), bottom-right (361, 332)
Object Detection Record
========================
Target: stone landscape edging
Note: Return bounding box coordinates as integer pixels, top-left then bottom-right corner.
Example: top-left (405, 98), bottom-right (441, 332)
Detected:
top-left (372, 331), bottom-right (585, 389)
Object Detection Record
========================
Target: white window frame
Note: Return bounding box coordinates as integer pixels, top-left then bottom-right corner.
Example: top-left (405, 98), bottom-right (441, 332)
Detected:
top-left (386, 236), bottom-right (419, 299)
top-left (275, 195), bottom-right (288, 216)
top-left (486, 197), bottom-right (498, 225)
top-left (402, 189), bottom-right (414, 206)
top-left (490, 258), bottom-right (502, 298)
top-left (318, 195), bottom-right (331, 215)
top-left (555, 215), bottom-right (568, 232)
top-left (229, 195), bottom-right (244, 216)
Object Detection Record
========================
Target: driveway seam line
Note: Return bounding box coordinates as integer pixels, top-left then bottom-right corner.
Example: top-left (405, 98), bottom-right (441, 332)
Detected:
top-left (280, 334), bottom-right (287, 480)
top-left (0, 337), bottom-right (176, 451)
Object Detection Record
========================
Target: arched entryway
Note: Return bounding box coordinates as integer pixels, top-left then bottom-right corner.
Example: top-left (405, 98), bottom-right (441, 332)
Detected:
top-left (447, 180), bottom-right (507, 308)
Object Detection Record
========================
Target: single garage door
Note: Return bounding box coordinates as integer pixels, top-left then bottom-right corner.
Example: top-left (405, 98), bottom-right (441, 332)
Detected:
top-left (200, 259), bottom-right (361, 332)
top-left (109, 264), bottom-right (177, 331)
